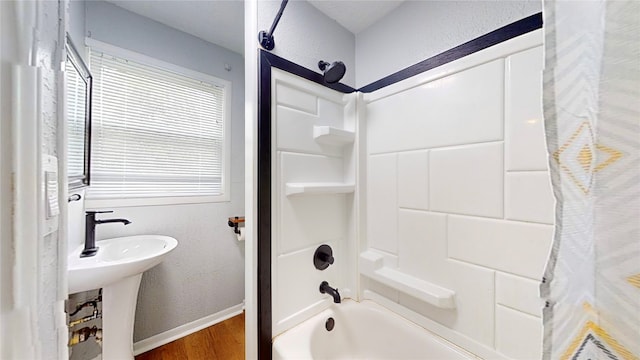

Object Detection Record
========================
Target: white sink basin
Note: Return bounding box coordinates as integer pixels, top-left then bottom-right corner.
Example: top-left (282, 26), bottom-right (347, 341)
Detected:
top-left (68, 235), bottom-right (178, 294)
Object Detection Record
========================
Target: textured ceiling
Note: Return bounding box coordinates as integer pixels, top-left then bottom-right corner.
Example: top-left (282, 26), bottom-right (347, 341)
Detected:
top-left (307, 0), bottom-right (405, 34)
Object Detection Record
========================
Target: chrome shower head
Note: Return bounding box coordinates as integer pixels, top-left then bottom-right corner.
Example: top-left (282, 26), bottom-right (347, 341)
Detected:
top-left (318, 60), bottom-right (346, 84)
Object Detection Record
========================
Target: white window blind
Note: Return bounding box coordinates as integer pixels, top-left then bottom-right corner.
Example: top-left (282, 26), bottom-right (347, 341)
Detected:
top-left (89, 50), bottom-right (228, 200)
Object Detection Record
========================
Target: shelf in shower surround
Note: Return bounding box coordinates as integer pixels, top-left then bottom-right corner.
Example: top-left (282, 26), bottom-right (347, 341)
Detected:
top-left (313, 126), bottom-right (355, 146)
top-left (285, 182), bottom-right (355, 196)
top-left (359, 250), bottom-right (456, 309)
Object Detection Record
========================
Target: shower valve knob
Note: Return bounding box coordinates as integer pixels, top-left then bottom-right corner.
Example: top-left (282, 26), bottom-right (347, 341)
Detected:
top-left (314, 244), bottom-right (334, 270)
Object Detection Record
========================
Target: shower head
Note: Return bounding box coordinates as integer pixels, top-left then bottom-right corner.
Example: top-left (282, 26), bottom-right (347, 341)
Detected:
top-left (318, 60), bottom-right (346, 84)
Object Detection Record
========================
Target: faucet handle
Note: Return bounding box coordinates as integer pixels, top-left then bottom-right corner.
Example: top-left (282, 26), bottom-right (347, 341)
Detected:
top-left (86, 210), bottom-right (114, 215)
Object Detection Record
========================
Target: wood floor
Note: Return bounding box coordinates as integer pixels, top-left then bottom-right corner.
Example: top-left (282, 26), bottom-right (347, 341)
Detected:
top-left (135, 313), bottom-right (245, 360)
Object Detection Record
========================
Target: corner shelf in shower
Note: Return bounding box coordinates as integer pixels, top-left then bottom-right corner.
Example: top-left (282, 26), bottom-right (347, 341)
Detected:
top-left (359, 250), bottom-right (456, 309)
top-left (313, 126), bottom-right (355, 146)
top-left (285, 182), bottom-right (355, 197)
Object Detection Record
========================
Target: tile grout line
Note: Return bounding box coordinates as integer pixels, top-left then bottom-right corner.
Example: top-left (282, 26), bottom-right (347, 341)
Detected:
top-left (394, 152), bottom-right (399, 259)
top-left (506, 169), bottom-right (549, 173)
top-left (396, 207), bottom-right (554, 226)
top-left (503, 56), bottom-right (510, 228)
top-left (447, 257), bottom-right (543, 282)
top-left (496, 302), bottom-right (542, 320)
top-left (369, 139), bottom-right (505, 157)
top-left (444, 211), bottom-right (449, 265)
top-left (493, 270), bottom-right (497, 351)
top-left (426, 149), bottom-right (431, 215)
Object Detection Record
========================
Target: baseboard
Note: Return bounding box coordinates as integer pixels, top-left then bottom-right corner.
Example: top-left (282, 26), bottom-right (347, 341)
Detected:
top-left (133, 303), bottom-right (245, 356)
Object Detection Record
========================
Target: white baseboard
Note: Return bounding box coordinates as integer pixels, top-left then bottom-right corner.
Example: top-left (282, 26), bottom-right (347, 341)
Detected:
top-left (133, 303), bottom-right (245, 356)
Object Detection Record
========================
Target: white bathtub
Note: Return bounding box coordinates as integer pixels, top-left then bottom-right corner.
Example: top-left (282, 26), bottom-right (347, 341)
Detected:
top-left (273, 300), bottom-right (475, 359)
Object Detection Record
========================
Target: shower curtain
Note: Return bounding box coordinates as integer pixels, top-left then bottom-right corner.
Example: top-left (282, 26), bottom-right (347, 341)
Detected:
top-left (541, 1), bottom-right (639, 359)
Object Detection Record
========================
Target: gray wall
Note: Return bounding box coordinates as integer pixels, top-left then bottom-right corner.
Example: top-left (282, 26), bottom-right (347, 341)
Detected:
top-left (85, 1), bottom-right (245, 342)
top-left (258, 0), bottom-right (356, 87)
top-left (68, 0), bottom-right (86, 61)
top-left (355, 0), bottom-right (541, 87)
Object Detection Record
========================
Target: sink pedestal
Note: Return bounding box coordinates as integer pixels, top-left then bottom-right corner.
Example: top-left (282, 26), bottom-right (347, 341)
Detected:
top-left (67, 235), bottom-right (178, 359)
top-left (102, 274), bottom-right (143, 360)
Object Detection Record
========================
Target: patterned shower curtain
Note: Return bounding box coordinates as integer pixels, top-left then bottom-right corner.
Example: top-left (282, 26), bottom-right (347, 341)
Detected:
top-left (541, 1), bottom-right (639, 359)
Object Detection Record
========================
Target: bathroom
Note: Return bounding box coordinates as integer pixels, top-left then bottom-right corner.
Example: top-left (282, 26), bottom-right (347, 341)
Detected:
top-left (1, 0), bottom-right (638, 360)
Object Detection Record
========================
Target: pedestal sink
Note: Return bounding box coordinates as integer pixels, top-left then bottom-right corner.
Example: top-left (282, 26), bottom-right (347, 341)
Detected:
top-left (68, 235), bottom-right (178, 360)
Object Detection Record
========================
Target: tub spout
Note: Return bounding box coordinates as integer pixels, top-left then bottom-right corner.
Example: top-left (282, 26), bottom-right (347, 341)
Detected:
top-left (319, 281), bottom-right (341, 303)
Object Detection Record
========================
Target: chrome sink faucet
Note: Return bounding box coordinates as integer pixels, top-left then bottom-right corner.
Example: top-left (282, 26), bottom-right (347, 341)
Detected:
top-left (82, 210), bottom-right (131, 258)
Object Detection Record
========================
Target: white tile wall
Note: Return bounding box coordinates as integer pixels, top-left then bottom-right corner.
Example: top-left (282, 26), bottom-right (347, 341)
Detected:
top-left (364, 42), bottom-right (552, 359)
top-left (398, 151), bottom-right (430, 210)
top-left (398, 210), bottom-right (446, 278)
top-left (398, 259), bottom-right (496, 347)
top-left (280, 194), bottom-right (346, 255)
top-left (271, 36), bottom-right (550, 359)
top-left (275, 246), bottom-right (338, 323)
top-left (448, 215), bottom-right (552, 280)
top-left (275, 82), bottom-right (317, 114)
top-left (506, 171), bottom-right (555, 224)
top-left (276, 100), bottom-right (345, 156)
top-left (279, 152), bottom-right (344, 184)
top-left (366, 59), bottom-right (504, 154)
top-left (272, 69), bottom-right (355, 336)
top-left (505, 46), bottom-right (547, 171)
top-left (279, 153), bottom-right (346, 253)
top-left (430, 143), bottom-right (504, 218)
top-left (367, 153), bottom-right (398, 254)
top-left (496, 272), bottom-right (543, 317)
top-left (361, 277), bottom-right (400, 302)
top-left (496, 305), bottom-right (543, 359)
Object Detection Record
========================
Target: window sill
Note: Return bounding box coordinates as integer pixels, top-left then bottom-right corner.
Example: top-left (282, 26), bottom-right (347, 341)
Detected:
top-left (85, 194), bottom-right (230, 209)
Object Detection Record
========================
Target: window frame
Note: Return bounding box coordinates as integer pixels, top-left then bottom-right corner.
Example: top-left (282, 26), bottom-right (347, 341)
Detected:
top-left (85, 39), bottom-right (232, 208)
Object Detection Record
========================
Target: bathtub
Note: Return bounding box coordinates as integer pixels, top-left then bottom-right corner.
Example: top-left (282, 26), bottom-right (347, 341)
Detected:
top-left (273, 300), bottom-right (475, 359)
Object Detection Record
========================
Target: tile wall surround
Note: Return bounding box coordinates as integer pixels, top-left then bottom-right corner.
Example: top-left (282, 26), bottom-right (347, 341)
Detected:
top-left (271, 69), bottom-right (357, 336)
top-left (270, 30), bottom-right (551, 360)
top-left (364, 36), bottom-right (553, 359)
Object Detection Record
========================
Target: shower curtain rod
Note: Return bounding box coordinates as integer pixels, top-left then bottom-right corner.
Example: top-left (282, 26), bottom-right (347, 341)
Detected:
top-left (258, 0), bottom-right (289, 50)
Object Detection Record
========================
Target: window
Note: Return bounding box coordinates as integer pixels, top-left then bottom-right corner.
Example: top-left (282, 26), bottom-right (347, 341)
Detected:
top-left (87, 44), bottom-right (230, 206)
